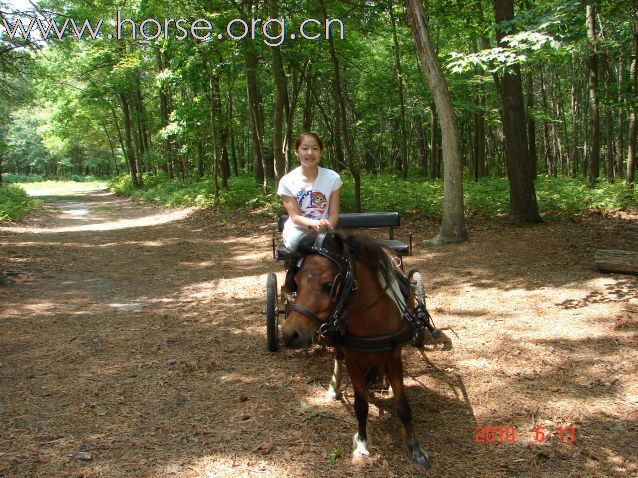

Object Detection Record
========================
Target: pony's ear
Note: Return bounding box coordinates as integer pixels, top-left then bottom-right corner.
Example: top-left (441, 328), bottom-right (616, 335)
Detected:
top-left (285, 265), bottom-right (299, 292)
top-left (329, 230), bottom-right (346, 255)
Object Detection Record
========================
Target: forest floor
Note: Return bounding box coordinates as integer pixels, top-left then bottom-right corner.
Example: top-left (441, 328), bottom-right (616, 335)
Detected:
top-left (0, 185), bottom-right (637, 478)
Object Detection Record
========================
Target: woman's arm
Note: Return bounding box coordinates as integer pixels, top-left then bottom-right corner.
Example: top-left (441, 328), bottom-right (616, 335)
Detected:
top-left (326, 188), bottom-right (341, 229)
top-left (282, 195), bottom-right (320, 229)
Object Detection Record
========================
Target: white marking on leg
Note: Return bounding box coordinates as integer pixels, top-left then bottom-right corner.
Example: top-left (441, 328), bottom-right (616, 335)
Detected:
top-left (352, 432), bottom-right (370, 457)
top-left (326, 357), bottom-right (344, 401)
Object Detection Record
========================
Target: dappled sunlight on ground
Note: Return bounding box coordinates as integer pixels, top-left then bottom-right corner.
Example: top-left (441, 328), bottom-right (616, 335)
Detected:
top-left (0, 207), bottom-right (195, 233)
top-left (0, 189), bottom-right (636, 477)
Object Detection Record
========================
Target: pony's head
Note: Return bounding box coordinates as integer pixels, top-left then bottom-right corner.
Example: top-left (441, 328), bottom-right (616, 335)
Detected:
top-left (282, 231), bottom-right (347, 348)
top-left (282, 231), bottom-right (394, 348)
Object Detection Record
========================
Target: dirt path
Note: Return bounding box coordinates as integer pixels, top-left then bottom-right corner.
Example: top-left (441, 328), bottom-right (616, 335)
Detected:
top-left (1, 188), bottom-right (637, 478)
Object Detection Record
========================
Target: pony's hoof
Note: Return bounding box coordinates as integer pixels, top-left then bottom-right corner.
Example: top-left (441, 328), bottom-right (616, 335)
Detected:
top-left (325, 387), bottom-right (342, 402)
top-left (411, 447), bottom-right (431, 469)
top-left (352, 433), bottom-right (370, 458)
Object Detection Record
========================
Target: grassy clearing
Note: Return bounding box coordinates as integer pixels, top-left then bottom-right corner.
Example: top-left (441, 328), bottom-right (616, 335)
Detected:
top-left (4, 174), bottom-right (108, 184)
top-left (16, 180), bottom-right (108, 197)
top-left (1, 179), bottom-right (107, 222)
top-left (0, 184), bottom-right (43, 221)
top-left (109, 172), bottom-right (636, 220)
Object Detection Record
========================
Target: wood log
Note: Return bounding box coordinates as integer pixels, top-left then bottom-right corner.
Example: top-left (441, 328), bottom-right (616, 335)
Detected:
top-left (595, 249), bottom-right (638, 275)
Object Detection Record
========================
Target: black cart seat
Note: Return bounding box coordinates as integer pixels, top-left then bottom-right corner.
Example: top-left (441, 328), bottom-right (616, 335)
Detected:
top-left (274, 212), bottom-right (411, 260)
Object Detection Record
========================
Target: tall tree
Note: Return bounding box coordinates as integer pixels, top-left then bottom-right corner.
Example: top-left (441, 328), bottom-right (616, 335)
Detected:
top-left (586, 4), bottom-right (600, 186)
top-left (321, 0), bottom-right (361, 211)
top-left (627, 6), bottom-right (638, 189)
top-left (406, 0), bottom-right (467, 243)
top-left (493, 0), bottom-right (541, 222)
top-left (270, 0), bottom-right (288, 182)
top-left (390, 6), bottom-right (408, 180)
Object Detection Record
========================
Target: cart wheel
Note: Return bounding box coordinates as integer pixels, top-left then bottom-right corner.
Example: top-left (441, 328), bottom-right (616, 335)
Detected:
top-left (408, 269), bottom-right (426, 348)
top-left (266, 272), bottom-right (279, 352)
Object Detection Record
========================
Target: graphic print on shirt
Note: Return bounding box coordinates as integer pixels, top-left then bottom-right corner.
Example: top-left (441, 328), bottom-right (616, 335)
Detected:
top-left (296, 188), bottom-right (327, 219)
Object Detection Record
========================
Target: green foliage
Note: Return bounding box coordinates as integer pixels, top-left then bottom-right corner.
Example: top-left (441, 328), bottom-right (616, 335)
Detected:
top-left (328, 446), bottom-right (341, 464)
top-left (109, 173), bottom-right (281, 213)
top-left (4, 174), bottom-right (47, 183)
top-left (0, 184), bottom-right (43, 221)
top-left (341, 172), bottom-right (444, 218)
top-left (109, 173), bottom-right (636, 220)
top-left (4, 174), bottom-right (106, 183)
top-left (4, 0), bottom-right (635, 201)
top-left (535, 176), bottom-right (637, 215)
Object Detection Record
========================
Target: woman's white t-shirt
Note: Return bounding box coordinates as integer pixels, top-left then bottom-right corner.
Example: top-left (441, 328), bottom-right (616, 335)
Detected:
top-left (277, 166), bottom-right (342, 250)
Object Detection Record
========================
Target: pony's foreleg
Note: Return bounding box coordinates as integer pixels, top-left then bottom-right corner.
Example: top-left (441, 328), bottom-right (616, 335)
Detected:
top-left (326, 354), bottom-right (345, 401)
top-left (347, 362), bottom-right (371, 459)
top-left (385, 358), bottom-right (431, 469)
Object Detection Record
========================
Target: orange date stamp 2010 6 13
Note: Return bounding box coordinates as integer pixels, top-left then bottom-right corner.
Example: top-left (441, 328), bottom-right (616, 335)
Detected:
top-left (474, 425), bottom-right (576, 444)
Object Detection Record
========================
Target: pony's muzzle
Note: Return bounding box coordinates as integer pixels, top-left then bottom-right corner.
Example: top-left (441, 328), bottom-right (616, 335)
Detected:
top-left (283, 328), bottom-right (311, 349)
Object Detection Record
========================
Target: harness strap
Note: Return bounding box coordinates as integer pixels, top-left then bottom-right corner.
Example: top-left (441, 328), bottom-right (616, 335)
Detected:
top-left (287, 304), bottom-right (324, 324)
top-left (331, 325), bottom-right (416, 353)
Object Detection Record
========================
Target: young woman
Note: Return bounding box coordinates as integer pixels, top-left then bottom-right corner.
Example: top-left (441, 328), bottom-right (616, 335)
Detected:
top-left (277, 132), bottom-right (342, 250)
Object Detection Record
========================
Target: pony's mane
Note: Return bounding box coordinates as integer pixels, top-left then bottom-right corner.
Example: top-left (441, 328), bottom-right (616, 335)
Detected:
top-left (293, 230), bottom-right (394, 283)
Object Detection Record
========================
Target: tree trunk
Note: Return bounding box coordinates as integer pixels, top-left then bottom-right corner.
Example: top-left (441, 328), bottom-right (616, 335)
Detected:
top-left (406, 0), bottom-right (466, 243)
top-left (245, 43), bottom-right (266, 188)
top-left (101, 122), bottom-right (120, 176)
top-left (605, 102), bottom-right (614, 180)
top-left (156, 47), bottom-right (174, 179)
top-left (526, 70), bottom-right (537, 179)
top-left (539, 65), bottom-right (552, 175)
top-left (119, 93), bottom-right (140, 188)
top-left (270, 0), bottom-right (288, 182)
top-left (473, 93), bottom-right (486, 181)
top-left (429, 103), bottom-right (437, 179)
top-left (321, 0), bottom-right (360, 211)
top-left (553, 70), bottom-right (570, 176)
top-left (285, 62), bottom-right (305, 173)
top-left (627, 9), bottom-right (638, 189)
top-left (302, 71), bottom-right (315, 132)
top-left (227, 89), bottom-right (238, 176)
top-left (587, 4), bottom-right (600, 186)
top-left (549, 73), bottom-right (564, 176)
top-left (570, 52), bottom-right (579, 176)
top-left (133, 82), bottom-right (148, 173)
top-left (212, 74), bottom-right (229, 189)
top-left (414, 117), bottom-right (428, 175)
top-left (208, 61), bottom-right (220, 198)
top-left (493, 0), bottom-right (541, 223)
top-left (107, 100), bottom-right (128, 176)
top-left (197, 140), bottom-right (205, 179)
top-left (390, 6), bottom-right (408, 180)
top-left (617, 54), bottom-right (626, 178)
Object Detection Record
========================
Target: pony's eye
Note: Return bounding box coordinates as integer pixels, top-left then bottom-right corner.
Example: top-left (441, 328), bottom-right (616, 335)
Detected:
top-left (321, 282), bottom-right (333, 293)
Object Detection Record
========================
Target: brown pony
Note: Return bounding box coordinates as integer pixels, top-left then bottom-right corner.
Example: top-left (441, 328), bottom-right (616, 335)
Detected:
top-left (282, 231), bottom-right (431, 468)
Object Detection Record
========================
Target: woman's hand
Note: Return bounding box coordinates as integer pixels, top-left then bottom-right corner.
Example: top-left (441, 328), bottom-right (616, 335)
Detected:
top-left (310, 219), bottom-right (333, 231)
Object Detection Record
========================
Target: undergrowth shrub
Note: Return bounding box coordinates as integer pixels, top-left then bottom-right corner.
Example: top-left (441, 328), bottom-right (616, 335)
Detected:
top-left (0, 184), bottom-right (42, 221)
top-left (109, 172), bottom-right (636, 219)
top-left (4, 174), bottom-right (105, 183)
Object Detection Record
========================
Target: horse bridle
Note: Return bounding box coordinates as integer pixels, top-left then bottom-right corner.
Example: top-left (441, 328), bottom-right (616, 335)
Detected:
top-left (286, 232), bottom-right (357, 335)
